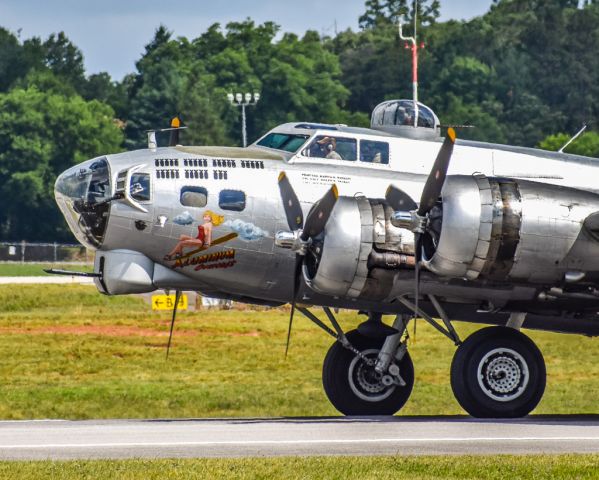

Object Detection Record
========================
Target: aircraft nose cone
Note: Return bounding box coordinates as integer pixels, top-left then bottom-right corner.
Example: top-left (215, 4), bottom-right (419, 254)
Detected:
top-left (54, 157), bottom-right (112, 248)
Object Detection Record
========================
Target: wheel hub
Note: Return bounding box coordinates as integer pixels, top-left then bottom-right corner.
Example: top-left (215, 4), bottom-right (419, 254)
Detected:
top-left (477, 348), bottom-right (529, 402)
top-left (348, 349), bottom-right (396, 402)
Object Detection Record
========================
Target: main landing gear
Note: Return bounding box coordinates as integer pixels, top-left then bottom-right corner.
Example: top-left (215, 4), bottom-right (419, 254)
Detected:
top-left (451, 326), bottom-right (546, 418)
top-left (297, 299), bottom-right (546, 418)
top-left (323, 316), bottom-right (414, 416)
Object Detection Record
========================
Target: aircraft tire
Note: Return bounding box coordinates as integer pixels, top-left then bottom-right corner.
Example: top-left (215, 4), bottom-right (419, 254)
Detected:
top-left (322, 329), bottom-right (414, 416)
top-left (450, 326), bottom-right (546, 418)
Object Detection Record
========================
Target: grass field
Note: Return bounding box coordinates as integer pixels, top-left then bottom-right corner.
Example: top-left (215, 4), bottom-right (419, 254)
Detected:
top-left (1, 455), bottom-right (599, 479)
top-left (0, 284), bottom-right (598, 419)
top-left (0, 263), bottom-right (93, 277)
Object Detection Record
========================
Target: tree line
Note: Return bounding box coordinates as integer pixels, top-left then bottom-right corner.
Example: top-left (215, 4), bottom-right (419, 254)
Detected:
top-left (1, 0), bottom-right (599, 242)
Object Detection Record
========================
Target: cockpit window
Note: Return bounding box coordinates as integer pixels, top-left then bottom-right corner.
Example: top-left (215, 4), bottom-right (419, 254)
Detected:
top-left (303, 135), bottom-right (357, 161)
top-left (130, 173), bottom-right (151, 201)
top-left (360, 140), bottom-right (389, 164)
top-left (257, 133), bottom-right (309, 153)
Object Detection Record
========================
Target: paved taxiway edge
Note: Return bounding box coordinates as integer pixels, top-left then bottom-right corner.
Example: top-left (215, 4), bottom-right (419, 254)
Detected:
top-left (2, 416), bottom-right (599, 460)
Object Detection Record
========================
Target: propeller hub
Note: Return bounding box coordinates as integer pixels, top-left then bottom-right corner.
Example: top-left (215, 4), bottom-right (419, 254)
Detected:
top-left (391, 210), bottom-right (427, 233)
top-left (274, 230), bottom-right (310, 255)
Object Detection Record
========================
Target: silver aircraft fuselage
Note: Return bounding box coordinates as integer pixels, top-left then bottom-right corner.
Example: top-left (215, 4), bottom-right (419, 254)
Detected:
top-left (54, 122), bottom-right (599, 335)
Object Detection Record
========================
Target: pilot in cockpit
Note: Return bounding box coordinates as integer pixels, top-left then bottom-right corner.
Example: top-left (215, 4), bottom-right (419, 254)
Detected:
top-left (317, 136), bottom-right (342, 160)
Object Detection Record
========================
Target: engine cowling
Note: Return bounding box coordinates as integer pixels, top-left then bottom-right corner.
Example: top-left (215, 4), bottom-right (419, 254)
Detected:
top-left (303, 196), bottom-right (413, 297)
top-left (421, 175), bottom-right (599, 283)
top-left (302, 174), bottom-right (599, 300)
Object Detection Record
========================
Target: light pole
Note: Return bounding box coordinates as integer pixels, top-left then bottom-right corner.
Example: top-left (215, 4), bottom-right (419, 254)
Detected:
top-left (227, 92), bottom-right (260, 147)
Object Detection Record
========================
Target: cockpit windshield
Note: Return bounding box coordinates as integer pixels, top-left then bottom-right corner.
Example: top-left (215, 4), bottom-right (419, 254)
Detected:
top-left (55, 157), bottom-right (112, 249)
top-left (256, 133), bottom-right (309, 153)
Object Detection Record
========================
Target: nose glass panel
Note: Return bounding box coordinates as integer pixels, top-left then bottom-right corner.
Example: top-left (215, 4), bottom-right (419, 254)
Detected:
top-left (55, 157), bottom-right (111, 248)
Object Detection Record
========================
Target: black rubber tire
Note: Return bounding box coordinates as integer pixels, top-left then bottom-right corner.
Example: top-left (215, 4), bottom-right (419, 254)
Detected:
top-left (322, 329), bottom-right (414, 416)
top-left (450, 326), bottom-right (546, 418)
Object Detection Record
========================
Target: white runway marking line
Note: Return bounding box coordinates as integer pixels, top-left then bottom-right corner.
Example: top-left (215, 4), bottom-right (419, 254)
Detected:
top-left (3, 437), bottom-right (599, 449)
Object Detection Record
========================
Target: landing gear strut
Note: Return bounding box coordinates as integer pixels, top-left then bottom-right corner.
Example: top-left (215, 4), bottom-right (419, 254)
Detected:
top-left (322, 327), bottom-right (414, 416)
top-left (298, 302), bottom-right (547, 418)
top-left (296, 307), bottom-right (415, 416)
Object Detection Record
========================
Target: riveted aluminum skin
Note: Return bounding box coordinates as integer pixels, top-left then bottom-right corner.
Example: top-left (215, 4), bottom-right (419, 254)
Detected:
top-left (509, 180), bottom-right (599, 283)
top-left (304, 196), bottom-right (373, 298)
top-left (421, 174), bottom-right (599, 284)
top-left (421, 176), bottom-right (483, 278)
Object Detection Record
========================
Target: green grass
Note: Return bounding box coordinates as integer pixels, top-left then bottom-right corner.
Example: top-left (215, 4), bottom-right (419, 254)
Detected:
top-left (0, 284), bottom-right (598, 419)
top-left (1, 455), bottom-right (598, 479)
top-left (0, 263), bottom-right (93, 277)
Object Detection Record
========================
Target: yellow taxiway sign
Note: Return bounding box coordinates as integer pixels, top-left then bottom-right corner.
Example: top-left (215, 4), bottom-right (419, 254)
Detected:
top-left (151, 294), bottom-right (188, 310)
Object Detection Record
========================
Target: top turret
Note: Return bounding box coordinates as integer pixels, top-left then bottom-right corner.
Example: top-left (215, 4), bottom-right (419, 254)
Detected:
top-left (371, 99), bottom-right (441, 140)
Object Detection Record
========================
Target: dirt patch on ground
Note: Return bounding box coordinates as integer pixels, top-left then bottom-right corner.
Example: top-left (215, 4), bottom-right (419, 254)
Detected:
top-left (0, 325), bottom-right (262, 338)
top-left (233, 331), bottom-right (260, 337)
top-left (0, 325), bottom-right (195, 337)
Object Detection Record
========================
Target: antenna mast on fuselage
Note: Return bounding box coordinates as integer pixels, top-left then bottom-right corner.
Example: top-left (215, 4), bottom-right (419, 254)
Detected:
top-left (399, 0), bottom-right (420, 128)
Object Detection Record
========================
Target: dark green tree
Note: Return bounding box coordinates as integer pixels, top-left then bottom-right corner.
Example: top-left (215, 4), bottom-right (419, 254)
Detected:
top-left (0, 87), bottom-right (123, 241)
top-left (124, 21), bottom-right (354, 148)
top-left (0, 28), bottom-right (30, 92)
top-left (42, 32), bottom-right (86, 87)
top-left (539, 131), bottom-right (599, 157)
top-left (359, 0), bottom-right (440, 29)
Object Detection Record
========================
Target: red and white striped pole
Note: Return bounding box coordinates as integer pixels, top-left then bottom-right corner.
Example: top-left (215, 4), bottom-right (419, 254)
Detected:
top-left (399, 0), bottom-right (420, 127)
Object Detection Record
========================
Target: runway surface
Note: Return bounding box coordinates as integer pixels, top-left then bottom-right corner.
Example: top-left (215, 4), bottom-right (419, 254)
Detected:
top-left (2, 416), bottom-right (599, 460)
top-left (0, 276), bottom-right (94, 285)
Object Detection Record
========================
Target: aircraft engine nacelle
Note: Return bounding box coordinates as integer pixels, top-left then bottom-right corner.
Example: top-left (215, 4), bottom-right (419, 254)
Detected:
top-left (303, 196), bottom-right (412, 298)
top-left (421, 175), bottom-right (599, 284)
top-left (303, 175), bottom-right (599, 299)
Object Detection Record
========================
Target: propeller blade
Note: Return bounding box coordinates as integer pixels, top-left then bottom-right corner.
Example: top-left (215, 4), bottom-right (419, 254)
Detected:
top-left (284, 304), bottom-right (295, 358)
top-left (166, 290), bottom-right (181, 359)
top-left (385, 185), bottom-right (418, 212)
top-left (584, 211), bottom-right (599, 235)
top-left (285, 255), bottom-right (303, 358)
top-left (301, 184), bottom-right (339, 241)
top-left (417, 128), bottom-right (456, 217)
top-left (278, 172), bottom-right (304, 231)
top-left (414, 232), bottom-right (423, 264)
top-left (413, 234), bottom-right (422, 342)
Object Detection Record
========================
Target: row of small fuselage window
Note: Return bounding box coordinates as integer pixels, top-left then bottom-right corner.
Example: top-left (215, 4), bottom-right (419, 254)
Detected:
top-left (131, 172), bottom-right (247, 212)
top-left (179, 186), bottom-right (246, 212)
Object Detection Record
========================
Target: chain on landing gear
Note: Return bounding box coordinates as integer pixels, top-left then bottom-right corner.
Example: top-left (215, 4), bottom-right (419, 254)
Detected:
top-left (322, 329), bottom-right (415, 416)
top-left (295, 306), bottom-right (377, 366)
top-left (296, 306), bottom-right (415, 416)
top-left (295, 306), bottom-right (413, 379)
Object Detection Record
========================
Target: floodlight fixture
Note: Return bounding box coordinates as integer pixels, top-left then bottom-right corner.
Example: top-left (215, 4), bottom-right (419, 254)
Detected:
top-left (227, 90), bottom-right (262, 147)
